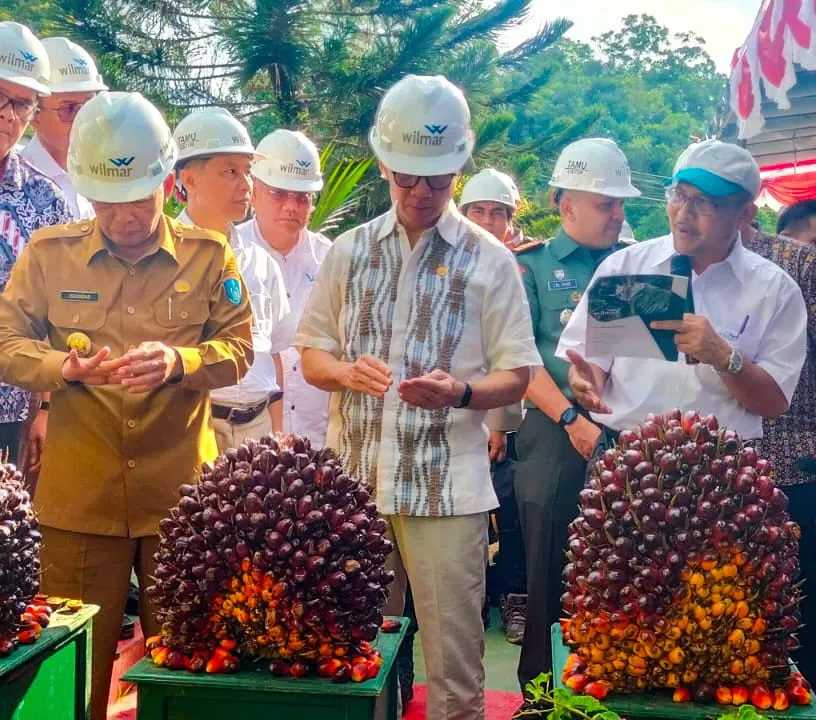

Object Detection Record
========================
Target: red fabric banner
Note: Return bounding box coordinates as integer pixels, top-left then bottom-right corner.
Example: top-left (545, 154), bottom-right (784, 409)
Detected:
top-left (760, 169), bottom-right (816, 204)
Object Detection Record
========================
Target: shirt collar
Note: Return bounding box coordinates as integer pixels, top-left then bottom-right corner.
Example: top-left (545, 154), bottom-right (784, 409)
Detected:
top-left (549, 227), bottom-right (585, 261)
top-left (21, 135), bottom-right (66, 182)
top-left (1, 152), bottom-right (24, 192)
top-left (662, 233), bottom-right (747, 283)
top-left (376, 200), bottom-right (461, 246)
top-left (86, 215), bottom-right (179, 265)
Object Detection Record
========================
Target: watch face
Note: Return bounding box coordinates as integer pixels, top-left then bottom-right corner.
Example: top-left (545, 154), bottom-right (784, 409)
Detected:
top-left (561, 407), bottom-right (579, 426)
top-left (730, 349), bottom-right (744, 374)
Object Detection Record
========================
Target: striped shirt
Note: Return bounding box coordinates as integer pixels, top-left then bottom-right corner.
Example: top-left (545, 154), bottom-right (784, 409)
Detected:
top-left (295, 202), bottom-right (540, 517)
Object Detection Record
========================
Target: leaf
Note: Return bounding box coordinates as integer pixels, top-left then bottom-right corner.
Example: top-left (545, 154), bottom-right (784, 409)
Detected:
top-left (550, 709), bottom-right (568, 720)
top-left (567, 695), bottom-right (603, 712)
top-left (552, 688), bottom-right (572, 704)
top-left (593, 712), bottom-right (621, 720)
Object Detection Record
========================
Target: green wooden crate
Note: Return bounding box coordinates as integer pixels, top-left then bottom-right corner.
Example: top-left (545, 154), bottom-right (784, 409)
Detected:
top-left (0, 604), bottom-right (98, 720)
top-left (552, 624), bottom-right (816, 719)
top-left (123, 616), bottom-right (408, 720)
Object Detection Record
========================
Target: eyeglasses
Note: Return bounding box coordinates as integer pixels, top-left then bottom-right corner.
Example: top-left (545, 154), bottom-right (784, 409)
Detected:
top-left (262, 187), bottom-right (313, 206)
top-left (392, 172), bottom-right (455, 191)
top-left (665, 186), bottom-right (727, 217)
top-left (40, 100), bottom-right (88, 122)
top-left (0, 90), bottom-right (37, 122)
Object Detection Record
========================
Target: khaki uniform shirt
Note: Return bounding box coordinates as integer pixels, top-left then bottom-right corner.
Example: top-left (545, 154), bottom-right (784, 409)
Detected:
top-left (0, 216), bottom-right (253, 537)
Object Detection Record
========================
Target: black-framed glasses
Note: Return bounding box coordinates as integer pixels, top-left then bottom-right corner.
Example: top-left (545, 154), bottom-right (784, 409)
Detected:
top-left (665, 186), bottom-right (726, 217)
top-left (0, 90), bottom-right (37, 122)
top-left (40, 100), bottom-right (88, 122)
top-left (393, 172), bottom-right (455, 191)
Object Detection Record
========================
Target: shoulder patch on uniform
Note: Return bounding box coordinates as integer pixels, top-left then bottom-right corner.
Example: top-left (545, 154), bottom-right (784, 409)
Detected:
top-left (30, 220), bottom-right (94, 244)
top-left (167, 217), bottom-right (227, 245)
top-left (513, 239), bottom-right (546, 255)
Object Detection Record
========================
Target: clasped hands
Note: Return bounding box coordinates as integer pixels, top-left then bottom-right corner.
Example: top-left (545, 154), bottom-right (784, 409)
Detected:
top-left (61, 341), bottom-right (182, 393)
top-left (338, 354), bottom-right (465, 409)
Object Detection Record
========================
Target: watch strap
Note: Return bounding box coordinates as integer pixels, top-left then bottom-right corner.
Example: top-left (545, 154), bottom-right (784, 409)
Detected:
top-left (455, 383), bottom-right (473, 409)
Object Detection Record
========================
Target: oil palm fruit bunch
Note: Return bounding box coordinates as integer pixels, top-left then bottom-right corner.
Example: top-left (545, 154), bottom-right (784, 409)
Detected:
top-left (145, 434), bottom-right (394, 682)
top-left (560, 410), bottom-right (812, 710)
top-left (0, 461), bottom-right (41, 652)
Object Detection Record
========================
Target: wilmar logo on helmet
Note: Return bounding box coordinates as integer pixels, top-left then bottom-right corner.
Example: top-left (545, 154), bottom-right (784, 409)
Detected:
top-left (89, 157), bottom-right (135, 178)
top-left (0, 49), bottom-right (37, 72)
top-left (402, 124), bottom-right (449, 146)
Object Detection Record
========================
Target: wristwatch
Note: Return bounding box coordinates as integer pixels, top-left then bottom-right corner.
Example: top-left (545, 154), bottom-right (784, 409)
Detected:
top-left (455, 383), bottom-right (473, 409)
top-left (559, 406), bottom-right (579, 429)
top-left (717, 346), bottom-right (744, 376)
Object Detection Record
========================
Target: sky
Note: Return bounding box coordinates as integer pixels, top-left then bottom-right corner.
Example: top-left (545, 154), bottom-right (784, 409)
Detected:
top-left (520, 0), bottom-right (763, 71)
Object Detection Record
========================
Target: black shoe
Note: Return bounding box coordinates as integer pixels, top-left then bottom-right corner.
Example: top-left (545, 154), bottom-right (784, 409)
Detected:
top-left (125, 582), bottom-right (139, 615)
top-left (120, 616), bottom-right (136, 641)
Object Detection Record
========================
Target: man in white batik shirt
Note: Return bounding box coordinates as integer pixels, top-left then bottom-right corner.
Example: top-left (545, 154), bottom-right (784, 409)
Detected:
top-left (244, 128), bottom-right (331, 445)
top-left (172, 107), bottom-right (289, 450)
top-left (296, 75), bottom-right (540, 720)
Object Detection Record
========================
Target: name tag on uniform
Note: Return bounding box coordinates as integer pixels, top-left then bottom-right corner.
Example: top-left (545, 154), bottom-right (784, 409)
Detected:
top-left (61, 290), bottom-right (99, 303)
top-left (547, 279), bottom-right (578, 291)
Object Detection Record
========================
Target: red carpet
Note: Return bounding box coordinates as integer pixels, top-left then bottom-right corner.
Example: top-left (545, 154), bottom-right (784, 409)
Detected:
top-left (404, 684), bottom-right (522, 719)
top-left (110, 684), bottom-right (523, 719)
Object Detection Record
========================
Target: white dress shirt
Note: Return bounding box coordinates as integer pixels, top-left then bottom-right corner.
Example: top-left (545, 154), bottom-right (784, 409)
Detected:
top-left (20, 135), bottom-right (94, 221)
top-left (295, 202), bottom-right (541, 517)
top-left (251, 220), bottom-right (332, 444)
top-left (176, 210), bottom-right (290, 407)
top-left (556, 234), bottom-right (807, 439)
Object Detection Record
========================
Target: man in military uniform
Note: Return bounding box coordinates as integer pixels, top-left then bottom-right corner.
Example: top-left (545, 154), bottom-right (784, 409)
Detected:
top-left (513, 138), bottom-right (640, 694)
top-left (0, 91), bottom-right (253, 720)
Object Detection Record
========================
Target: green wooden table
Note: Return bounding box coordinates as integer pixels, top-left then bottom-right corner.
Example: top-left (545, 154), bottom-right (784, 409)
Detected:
top-left (0, 604), bottom-right (98, 720)
top-left (552, 624), bottom-right (816, 719)
top-left (123, 617), bottom-right (408, 720)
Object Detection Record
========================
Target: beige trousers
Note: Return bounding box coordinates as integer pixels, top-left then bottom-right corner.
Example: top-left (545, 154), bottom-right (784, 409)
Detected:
top-left (40, 527), bottom-right (162, 720)
top-left (382, 513), bottom-right (489, 720)
top-left (212, 410), bottom-right (272, 455)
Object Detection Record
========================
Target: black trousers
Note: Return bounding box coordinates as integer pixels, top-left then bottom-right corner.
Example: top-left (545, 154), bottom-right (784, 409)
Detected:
top-left (514, 408), bottom-right (588, 689)
top-left (0, 422), bottom-right (21, 465)
top-left (785, 482), bottom-right (816, 683)
top-left (490, 433), bottom-right (527, 598)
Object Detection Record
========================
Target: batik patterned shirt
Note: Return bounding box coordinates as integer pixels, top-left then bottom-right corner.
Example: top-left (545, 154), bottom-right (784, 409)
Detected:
top-left (295, 202), bottom-right (541, 517)
top-left (0, 152), bottom-right (72, 424)
top-left (745, 228), bottom-right (816, 486)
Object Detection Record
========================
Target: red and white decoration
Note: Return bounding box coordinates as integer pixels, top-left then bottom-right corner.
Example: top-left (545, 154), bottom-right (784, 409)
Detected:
top-left (730, 0), bottom-right (816, 140)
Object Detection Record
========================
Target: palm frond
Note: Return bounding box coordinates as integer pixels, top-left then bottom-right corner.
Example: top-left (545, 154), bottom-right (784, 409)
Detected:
top-left (498, 18), bottom-right (572, 68)
top-left (310, 142), bottom-right (374, 232)
top-left (441, 0), bottom-right (532, 50)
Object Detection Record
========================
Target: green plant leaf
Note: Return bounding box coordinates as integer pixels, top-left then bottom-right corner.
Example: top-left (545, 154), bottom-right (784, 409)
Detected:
top-left (552, 687), bottom-right (571, 704)
top-left (594, 712), bottom-right (621, 720)
top-left (567, 695), bottom-right (603, 712)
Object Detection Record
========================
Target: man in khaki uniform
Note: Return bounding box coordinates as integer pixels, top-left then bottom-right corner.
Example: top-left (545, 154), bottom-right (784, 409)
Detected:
top-left (0, 91), bottom-right (253, 720)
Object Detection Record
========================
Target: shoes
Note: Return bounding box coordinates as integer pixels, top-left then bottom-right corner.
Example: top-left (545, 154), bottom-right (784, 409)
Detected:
top-left (500, 593), bottom-right (527, 645)
top-left (120, 616), bottom-right (135, 641)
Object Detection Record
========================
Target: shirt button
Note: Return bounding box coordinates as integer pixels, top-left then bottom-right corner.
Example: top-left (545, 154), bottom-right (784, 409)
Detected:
top-left (127, 306), bottom-right (135, 315)
top-left (127, 459), bottom-right (136, 469)
top-left (128, 268), bottom-right (136, 276)
top-left (72, 314), bottom-right (79, 323)
top-left (180, 310), bottom-right (188, 319)
top-left (127, 419), bottom-right (136, 429)
top-left (79, 224), bottom-right (90, 233)
top-left (291, 405), bottom-right (295, 410)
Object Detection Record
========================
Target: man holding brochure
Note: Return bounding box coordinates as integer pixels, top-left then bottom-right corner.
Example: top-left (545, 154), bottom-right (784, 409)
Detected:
top-left (557, 140), bottom-right (807, 442)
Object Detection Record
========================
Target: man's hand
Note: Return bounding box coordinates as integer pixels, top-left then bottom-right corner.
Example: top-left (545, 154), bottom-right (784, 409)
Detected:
top-left (62, 347), bottom-right (128, 385)
top-left (566, 415), bottom-right (602, 460)
top-left (20, 409), bottom-right (48, 475)
top-left (651, 314), bottom-right (731, 369)
top-left (566, 350), bottom-right (611, 414)
top-left (336, 355), bottom-right (393, 398)
top-left (398, 369), bottom-right (465, 410)
top-left (111, 342), bottom-right (182, 393)
top-left (489, 431), bottom-right (507, 464)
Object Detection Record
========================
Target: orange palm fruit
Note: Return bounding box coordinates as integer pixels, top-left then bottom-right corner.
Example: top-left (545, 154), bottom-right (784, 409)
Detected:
top-left (731, 685), bottom-right (749, 705)
top-left (772, 689), bottom-right (790, 711)
top-left (715, 687), bottom-right (733, 704)
top-left (673, 687), bottom-right (691, 703)
top-left (749, 684), bottom-right (773, 710)
top-left (565, 674), bottom-right (589, 692)
top-left (584, 682), bottom-right (609, 700)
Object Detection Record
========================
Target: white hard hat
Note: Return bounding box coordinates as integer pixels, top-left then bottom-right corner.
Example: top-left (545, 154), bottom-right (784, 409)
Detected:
top-left (174, 107), bottom-right (257, 163)
top-left (550, 138), bottom-right (641, 198)
top-left (41, 37), bottom-right (107, 93)
top-left (369, 74), bottom-right (475, 176)
top-left (0, 22), bottom-right (51, 96)
top-left (461, 168), bottom-right (520, 209)
top-left (251, 129), bottom-right (323, 192)
top-left (68, 91), bottom-right (177, 203)
top-left (672, 139), bottom-right (761, 199)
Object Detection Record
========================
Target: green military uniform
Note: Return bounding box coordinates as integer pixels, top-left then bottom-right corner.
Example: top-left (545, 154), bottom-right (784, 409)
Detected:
top-left (513, 227), bottom-right (625, 688)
